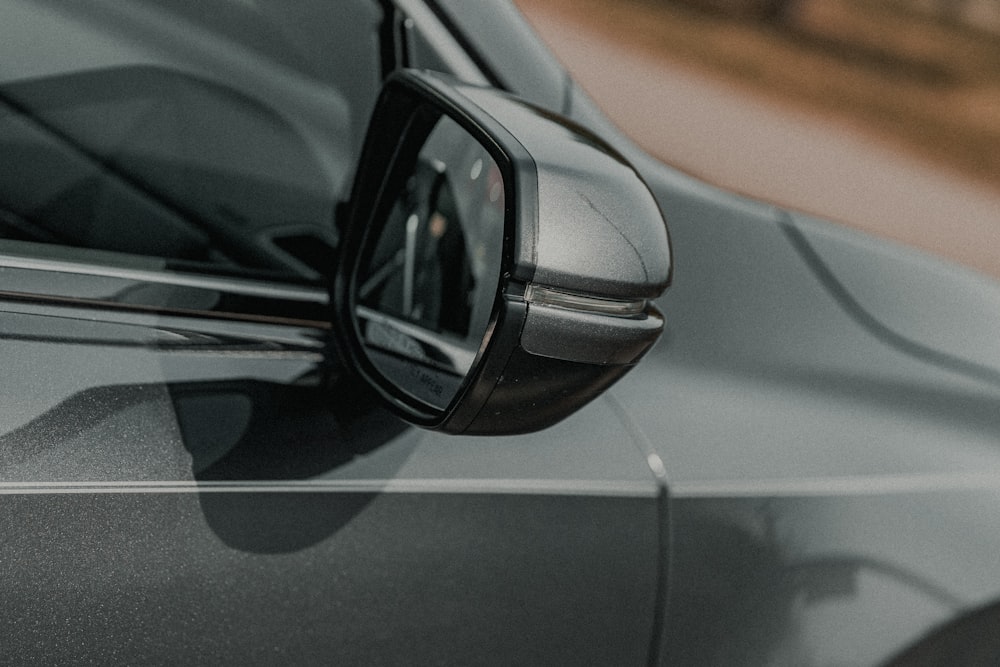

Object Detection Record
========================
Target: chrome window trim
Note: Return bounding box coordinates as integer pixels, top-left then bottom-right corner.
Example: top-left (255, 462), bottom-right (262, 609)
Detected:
top-left (0, 253), bottom-right (328, 303)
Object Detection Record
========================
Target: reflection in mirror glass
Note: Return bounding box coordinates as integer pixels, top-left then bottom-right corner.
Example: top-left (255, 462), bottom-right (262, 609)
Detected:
top-left (355, 114), bottom-right (505, 410)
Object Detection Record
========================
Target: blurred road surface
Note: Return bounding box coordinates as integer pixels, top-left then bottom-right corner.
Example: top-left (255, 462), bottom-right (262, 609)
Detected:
top-left (516, 0), bottom-right (1000, 281)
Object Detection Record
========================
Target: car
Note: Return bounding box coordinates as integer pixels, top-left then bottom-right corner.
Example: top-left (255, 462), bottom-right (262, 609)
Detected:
top-left (2, 0), bottom-right (999, 664)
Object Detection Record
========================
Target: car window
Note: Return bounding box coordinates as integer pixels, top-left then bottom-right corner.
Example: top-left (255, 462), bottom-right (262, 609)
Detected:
top-left (0, 0), bottom-right (383, 281)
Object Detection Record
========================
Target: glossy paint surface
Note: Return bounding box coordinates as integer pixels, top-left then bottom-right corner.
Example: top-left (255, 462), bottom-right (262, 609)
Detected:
top-left (439, 1), bottom-right (1000, 663)
top-left (611, 175), bottom-right (1000, 663)
top-left (0, 0), bottom-right (665, 663)
top-left (0, 258), bottom-right (663, 663)
top-left (4, 0), bottom-right (1000, 663)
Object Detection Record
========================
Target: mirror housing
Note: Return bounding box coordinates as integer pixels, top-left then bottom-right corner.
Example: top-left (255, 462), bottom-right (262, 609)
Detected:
top-left (334, 70), bottom-right (671, 435)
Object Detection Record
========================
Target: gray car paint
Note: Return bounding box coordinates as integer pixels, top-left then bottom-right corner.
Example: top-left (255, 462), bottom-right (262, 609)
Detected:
top-left (613, 173), bottom-right (1000, 664)
top-left (0, 260), bottom-right (663, 663)
top-left (4, 0), bottom-right (999, 663)
top-left (430, 0), bottom-right (1000, 663)
top-left (1, 5), bottom-right (666, 660)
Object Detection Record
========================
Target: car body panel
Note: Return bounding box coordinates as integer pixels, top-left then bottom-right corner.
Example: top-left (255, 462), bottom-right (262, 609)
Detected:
top-left (603, 185), bottom-right (1000, 663)
top-left (438, 1), bottom-right (1000, 662)
top-left (3, 0), bottom-right (999, 663)
top-left (3, 491), bottom-right (658, 664)
top-left (0, 247), bottom-right (663, 662)
top-left (619, 65), bottom-right (1000, 667)
top-left (3, 7), bottom-right (665, 662)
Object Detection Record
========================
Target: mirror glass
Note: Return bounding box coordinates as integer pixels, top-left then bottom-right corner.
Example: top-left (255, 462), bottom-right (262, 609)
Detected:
top-left (354, 114), bottom-right (506, 410)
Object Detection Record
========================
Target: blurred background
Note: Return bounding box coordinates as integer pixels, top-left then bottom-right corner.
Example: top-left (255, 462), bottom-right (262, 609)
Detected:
top-left (514, 0), bottom-right (1000, 280)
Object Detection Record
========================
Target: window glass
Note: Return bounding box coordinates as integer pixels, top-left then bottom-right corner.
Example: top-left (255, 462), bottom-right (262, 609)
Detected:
top-left (0, 0), bottom-right (383, 280)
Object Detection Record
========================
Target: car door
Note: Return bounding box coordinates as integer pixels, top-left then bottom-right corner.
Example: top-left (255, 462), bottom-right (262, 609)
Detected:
top-left (0, 1), bottom-right (664, 663)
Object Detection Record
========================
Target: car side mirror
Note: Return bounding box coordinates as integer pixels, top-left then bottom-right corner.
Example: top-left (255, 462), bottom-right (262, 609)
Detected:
top-left (333, 70), bottom-right (671, 435)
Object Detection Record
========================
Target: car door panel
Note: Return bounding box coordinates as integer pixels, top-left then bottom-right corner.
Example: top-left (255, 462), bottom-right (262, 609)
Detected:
top-left (3, 491), bottom-right (659, 664)
top-left (0, 259), bottom-right (663, 663)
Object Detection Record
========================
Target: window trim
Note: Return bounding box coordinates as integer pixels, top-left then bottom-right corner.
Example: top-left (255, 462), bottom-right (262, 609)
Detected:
top-left (0, 251), bottom-right (330, 328)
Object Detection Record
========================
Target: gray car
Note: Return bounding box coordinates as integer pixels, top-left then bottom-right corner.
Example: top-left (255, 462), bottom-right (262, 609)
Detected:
top-left (2, 1), bottom-right (998, 664)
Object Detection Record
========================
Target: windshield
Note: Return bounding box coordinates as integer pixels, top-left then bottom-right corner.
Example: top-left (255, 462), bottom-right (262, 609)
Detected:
top-left (0, 0), bottom-right (383, 281)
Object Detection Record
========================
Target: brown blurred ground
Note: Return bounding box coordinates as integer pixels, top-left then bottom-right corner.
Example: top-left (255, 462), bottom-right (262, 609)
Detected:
top-left (514, 0), bottom-right (1000, 279)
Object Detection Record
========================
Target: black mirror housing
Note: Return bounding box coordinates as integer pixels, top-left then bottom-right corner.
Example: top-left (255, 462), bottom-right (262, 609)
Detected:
top-left (334, 70), bottom-right (671, 435)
